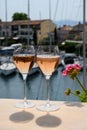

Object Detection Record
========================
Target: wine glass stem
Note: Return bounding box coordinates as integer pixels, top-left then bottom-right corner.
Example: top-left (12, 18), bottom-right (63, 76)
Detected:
top-left (24, 79), bottom-right (27, 103)
top-left (46, 77), bottom-right (50, 107)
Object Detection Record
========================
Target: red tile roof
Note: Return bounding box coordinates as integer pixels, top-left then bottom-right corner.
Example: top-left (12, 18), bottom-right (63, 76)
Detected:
top-left (0, 19), bottom-right (50, 26)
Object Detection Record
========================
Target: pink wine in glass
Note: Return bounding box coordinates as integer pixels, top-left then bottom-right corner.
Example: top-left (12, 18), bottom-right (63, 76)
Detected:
top-left (37, 55), bottom-right (60, 76)
top-left (14, 54), bottom-right (35, 74)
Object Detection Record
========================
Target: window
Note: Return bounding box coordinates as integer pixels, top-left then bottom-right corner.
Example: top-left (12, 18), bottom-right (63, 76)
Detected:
top-left (2, 32), bottom-right (5, 36)
top-left (20, 25), bottom-right (28, 29)
top-left (12, 25), bottom-right (18, 31)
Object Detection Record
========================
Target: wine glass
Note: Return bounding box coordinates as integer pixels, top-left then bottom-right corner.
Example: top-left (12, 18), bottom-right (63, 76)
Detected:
top-left (36, 45), bottom-right (60, 111)
top-left (13, 45), bottom-right (35, 108)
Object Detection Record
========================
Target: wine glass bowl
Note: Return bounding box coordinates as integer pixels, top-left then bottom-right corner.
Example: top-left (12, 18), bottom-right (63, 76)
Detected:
top-left (36, 45), bottom-right (60, 111)
top-left (13, 45), bottom-right (35, 108)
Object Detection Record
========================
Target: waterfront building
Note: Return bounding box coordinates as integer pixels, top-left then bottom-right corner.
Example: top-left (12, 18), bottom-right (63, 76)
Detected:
top-left (0, 19), bottom-right (57, 45)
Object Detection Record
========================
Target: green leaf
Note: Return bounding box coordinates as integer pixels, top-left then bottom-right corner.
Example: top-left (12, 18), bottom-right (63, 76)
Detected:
top-left (79, 92), bottom-right (87, 102)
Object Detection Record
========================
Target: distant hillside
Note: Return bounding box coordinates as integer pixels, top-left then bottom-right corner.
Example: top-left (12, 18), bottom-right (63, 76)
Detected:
top-left (54, 20), bottom-right (82, 27)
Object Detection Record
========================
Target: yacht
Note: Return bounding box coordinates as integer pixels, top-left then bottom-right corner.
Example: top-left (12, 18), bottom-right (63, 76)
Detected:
top-left (0, 56), bottom-right (16, 76)
top-left (0, 46), bottom-right (15, 56)
top-left (0, 62), bottom-right (16, 76)
top-left (10, 43), bottom-right (22, 50)
top-left (61, 53), bottom-right (83, 69)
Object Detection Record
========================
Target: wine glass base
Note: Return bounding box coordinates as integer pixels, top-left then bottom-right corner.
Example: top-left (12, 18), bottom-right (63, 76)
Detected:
top-left (36, 103), bottom-right (59, 112)
top-left (15, 101), bottom-right (35, 108)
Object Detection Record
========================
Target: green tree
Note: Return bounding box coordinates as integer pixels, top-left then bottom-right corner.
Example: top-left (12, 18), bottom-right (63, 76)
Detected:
top-left (12, 12), bottom-right (30, 21)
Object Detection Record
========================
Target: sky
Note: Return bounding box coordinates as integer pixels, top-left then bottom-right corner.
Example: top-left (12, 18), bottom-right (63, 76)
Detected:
top-left (0, 0), bottom-right (87, 22)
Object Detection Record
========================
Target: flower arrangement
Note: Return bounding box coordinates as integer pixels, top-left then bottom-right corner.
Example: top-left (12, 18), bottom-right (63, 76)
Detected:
top-left (62, 64), bottom-right (87, 102)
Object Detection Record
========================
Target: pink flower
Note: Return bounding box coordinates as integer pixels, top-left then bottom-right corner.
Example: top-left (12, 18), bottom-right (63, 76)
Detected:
top-left (62, 64), bottom-right (82, 77)
top-left (73, 64), bottom-right (83, 70)
top-left (62, 70), bottom-right (68, 76)
top-left (62, 63), bottom-right (87, 102)
top-left (66, 64), bottom-right (74, 72)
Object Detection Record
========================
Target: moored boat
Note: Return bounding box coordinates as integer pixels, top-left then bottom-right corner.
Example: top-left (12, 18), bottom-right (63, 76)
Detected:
top-left (0, 62), bottom-right (16, 76)
top-left (61, 53), bottom-right (83, 70)
top-left (0, 46), bottom-right (15, 56)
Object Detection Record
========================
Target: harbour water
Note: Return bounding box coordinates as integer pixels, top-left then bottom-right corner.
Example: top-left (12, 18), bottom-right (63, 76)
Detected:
top-left (0, 66), bottom-right (85, 102)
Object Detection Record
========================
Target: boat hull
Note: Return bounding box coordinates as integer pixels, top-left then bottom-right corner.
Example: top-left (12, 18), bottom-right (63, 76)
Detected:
top-left (0, 63), bottom-right (16, 76)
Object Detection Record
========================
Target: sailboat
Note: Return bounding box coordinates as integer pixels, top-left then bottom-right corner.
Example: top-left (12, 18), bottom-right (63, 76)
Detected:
top-left (0, 62), bottom-right (16, 76)
top-left (0, 0), bottom-right (16, 76)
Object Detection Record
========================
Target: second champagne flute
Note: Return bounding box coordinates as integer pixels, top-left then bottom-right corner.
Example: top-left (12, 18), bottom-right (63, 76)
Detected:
top-left (36, 45), bottom-right (60, 112)
top-left (13, 45), bottom-right (35, 108)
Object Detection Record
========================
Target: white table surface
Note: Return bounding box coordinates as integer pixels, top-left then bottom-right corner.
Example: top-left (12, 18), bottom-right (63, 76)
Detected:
top-left (0, 99), bottom-right (87, 130)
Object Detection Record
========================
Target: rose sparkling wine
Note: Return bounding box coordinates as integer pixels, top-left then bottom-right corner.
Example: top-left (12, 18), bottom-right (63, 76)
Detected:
top-left (37, 55), bottom-right (60, 76)
top-left (14, 55), bottom-right (35, 75)
top-left (13, 46), bottom-right (35, 108)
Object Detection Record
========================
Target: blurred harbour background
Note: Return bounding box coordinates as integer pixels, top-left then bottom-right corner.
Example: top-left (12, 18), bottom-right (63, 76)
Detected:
top-left (0, 66), bottom-right (84, 102)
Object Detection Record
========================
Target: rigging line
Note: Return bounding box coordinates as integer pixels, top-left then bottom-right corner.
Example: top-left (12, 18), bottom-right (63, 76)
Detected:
top-left (75, 0), bottom-right (82, 21)
top-left (62, 0), bottom-right (68, 21)
top-left (60, 0), bottom-right (65, 21)
top-left (61, 0), bottom-right (68, 25)
top-left (57, 0), bottom-right (66, 27)
top-left (63, 1), bottom-right (68, 24)
top-left (65, 0), bottom-right (74, 25)
top-left (68, 0), bottom-right (75, 21)
top-left (64, 0), bottom-right (69, 25)
top-left (53, 0), bottom-right (59, 20)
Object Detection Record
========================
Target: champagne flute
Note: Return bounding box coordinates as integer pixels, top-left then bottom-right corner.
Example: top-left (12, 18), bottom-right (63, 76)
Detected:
top-left (13, 45), bottom-right (35, 108)
top-left (36, 45), bottom-right (60, 112)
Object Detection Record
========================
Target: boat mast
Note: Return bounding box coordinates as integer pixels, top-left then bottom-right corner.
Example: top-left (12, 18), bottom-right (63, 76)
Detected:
top-left (83, 0), bottom-right (86, 87)
top-left (5, 0), bottom-right (7, 46)
top-left (27, 0), bottom-right (30, 45)
top-left (49, 0), bottom-right (52, 47)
